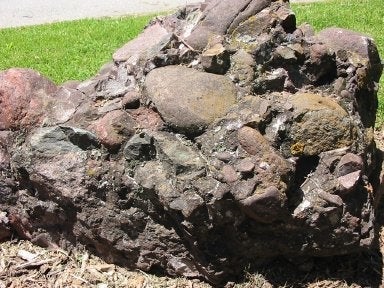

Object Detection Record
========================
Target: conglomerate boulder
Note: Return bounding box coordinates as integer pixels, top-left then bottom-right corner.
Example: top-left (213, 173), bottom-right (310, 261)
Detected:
top-left (0, 0), bottom-right (383, 285)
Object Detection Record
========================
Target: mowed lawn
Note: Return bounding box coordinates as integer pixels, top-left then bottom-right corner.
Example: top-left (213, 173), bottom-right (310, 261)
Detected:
top-left (0, 16), bottom-right (152, 83)
top-left (0, 0), bottom-right (383, 124)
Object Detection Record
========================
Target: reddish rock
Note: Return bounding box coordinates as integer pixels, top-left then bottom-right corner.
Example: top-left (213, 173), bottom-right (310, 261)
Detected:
top-left (338, 170), bottom-right (362, 192)
top-left (0, 211), bottom-right (10, 241)
top-left (304, 43), bottom-right (336, 83)
top-left (222, 165), bottom-right (238, 183)
top-left (0, 68), bottom-right (58, 130)
top-left (88, 110), bottom-right (136, 151)
top-left (186, 0), bottom-right (271, 51)
top-left (215, 151), bottom-right (232, 162)
top-left (237, 126), bottom-right (269, 155)
top-left (235, 158), bottom-right (255, 173)
top-left (8, 211), bottom-right (32, 240)
top-left (129, 107), bottom-right (164, 131)
top-left (240, 186), bottom-right (285, 223)
top-left (309, 44), bottom-right (330, 65)
top-left (293, 23), bottom-right (315, 38)
top-left (337, 153), bottom-right (364, 177)
top-left (169, 191), bottom-right (204, 218)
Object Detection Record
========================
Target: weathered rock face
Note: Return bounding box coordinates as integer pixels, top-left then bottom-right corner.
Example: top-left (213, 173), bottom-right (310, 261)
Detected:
top-left (145, 66), bottom-right (237, 134)
top-left (0, 68), bottom-right (58, 130)
top-left (0, 0), bottom-right (383, 285)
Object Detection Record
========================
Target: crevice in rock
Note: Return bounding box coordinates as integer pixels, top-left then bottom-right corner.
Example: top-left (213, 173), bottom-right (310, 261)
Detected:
top-left (294, 156), bottom-right (320, 188)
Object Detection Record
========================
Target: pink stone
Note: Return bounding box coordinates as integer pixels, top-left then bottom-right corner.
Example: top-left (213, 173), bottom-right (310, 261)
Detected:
top-left (338, 170), bottom-right (361, 192)
top-left (0, 68), bottom-right (57, 130)
top-left (222, 165), bottom-right (238, 183)
top-left (88, 110), bottom-right (136, 151)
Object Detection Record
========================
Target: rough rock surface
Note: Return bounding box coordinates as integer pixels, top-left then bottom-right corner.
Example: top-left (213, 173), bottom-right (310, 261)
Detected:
top-left (0, 0), bottom-right (383, 285)
top-left (145, 66), bottom-right (237, 134)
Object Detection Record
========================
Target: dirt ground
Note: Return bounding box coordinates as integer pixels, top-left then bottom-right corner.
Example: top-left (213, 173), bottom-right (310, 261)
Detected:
top-left (1, 128), bottom-right (384, 288)
top-left (1, 237), bottom-right (382, 288)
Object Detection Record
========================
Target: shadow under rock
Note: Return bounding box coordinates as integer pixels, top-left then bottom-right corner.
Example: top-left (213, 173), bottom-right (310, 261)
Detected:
top-left (240, 251), bottom-right (382, 288)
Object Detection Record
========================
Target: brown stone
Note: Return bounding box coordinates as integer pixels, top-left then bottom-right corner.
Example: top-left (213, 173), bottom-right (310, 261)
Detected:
top-left (201, 43), bottom-right (230, 74)
top-left (240, 186), bottom-right (285, 223)
top-left (145, 66), bottom-right (236, 134)
top-left (230, 7), bottom-right (273, 53)
top-left (129, 107), bottom-right (164, 131)
top-left (235, 158), bottom-right (255, 173)
top-left (289, 93), bottom-right (354, 156)
top-left (0, 211), bottom-right (10, 241)
top-left (237, 126), bottom-right (269, 155)
top-left (186, 0), bottom-right (256, 51)
top-left (222, 165), bottom-right (239, 183)
top-left (122, 90), bottom-right (141, 109)
top-left (338, 170), bottom-right (362, 192)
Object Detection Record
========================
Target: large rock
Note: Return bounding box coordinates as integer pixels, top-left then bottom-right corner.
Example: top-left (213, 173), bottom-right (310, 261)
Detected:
top-left (145, 66), bottom-right (237, 134)
top-left (317, 27), bottom-right (382, 82)
top-left (317, 27), bottom-right (383, 127)
top-left (287, 93), bottom-right (355, 156)
top-left (0, 68), bottom-right (58, 130)
top-left (185, 0), bottom-right (271, 51)
top-left (0, 0), bottom-right (383, 286)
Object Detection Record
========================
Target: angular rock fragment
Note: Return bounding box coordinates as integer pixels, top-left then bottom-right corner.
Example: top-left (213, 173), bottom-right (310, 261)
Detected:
top-left (201, 41), bottom-right (230, 74)
top-left (186, 0), bottom-right (271, 51)
top-left (88, 110), bottom-right (136, 151)
top-left (113, 22), bottom-right (169, 63)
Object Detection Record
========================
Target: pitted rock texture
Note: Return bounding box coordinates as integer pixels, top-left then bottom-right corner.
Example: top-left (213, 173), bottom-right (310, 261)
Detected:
top-left (0, 0), bottom-right (383, 285)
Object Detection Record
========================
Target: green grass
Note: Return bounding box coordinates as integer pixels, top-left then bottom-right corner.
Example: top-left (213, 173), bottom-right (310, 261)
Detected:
top-left (0, 0), bottom-right (383, 125)
top-left (0, 16), bottom-right (152, 83)
top-left (291, 0), bottom-right (384, 126)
